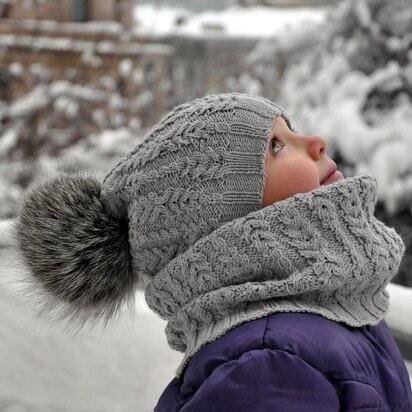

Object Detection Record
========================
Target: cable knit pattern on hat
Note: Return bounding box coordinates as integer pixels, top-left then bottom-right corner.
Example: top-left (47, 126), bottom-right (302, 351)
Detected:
top-left (144, 174), bottom-right (405, 378)
top-left (101, 93), bottom-right (291, 282)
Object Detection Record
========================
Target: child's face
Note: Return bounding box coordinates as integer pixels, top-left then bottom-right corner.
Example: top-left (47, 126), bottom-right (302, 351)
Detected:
top-left (262, 116), bottom-right (344, 207)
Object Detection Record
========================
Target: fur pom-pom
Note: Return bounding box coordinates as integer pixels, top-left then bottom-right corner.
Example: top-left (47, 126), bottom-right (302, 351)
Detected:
top-left (15, 172), bottom-right (137, 332)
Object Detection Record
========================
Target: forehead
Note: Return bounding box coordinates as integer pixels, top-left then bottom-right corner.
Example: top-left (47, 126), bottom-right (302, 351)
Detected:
top-left (270, 115), bottom-right (289, 132)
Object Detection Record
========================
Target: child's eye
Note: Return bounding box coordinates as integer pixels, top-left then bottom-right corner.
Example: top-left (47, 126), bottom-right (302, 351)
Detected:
top-left (271, 137), bottom-right (284, 154)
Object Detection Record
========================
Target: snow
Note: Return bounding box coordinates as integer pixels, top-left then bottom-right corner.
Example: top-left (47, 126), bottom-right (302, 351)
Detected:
top-left (0, 18), bottom-right (124, 35)
top-left (3, 82), bottom-right (107, 120)
top-left (118, 58), bottom-right (133, 77)
top-left (0, 219), bottom-right (180, 411)
top-left (386, 283), bottom-right (412, 336)
top-left (132, 67), bottom-right (145, 86)
top-left (7, 85), bottom-right (50, 118)
top-left (0, 34), bottom-right (174, 56)
top-left (131, 90), bottom-right (154, 111)
top-left (133, 4), bottom-right (328, 38)
top-left (39, 127), bottom-right (143, 176)
top-left (0, 128), bottom-right (19, 156)
top-left (8, 62), bottom-right (24, 77)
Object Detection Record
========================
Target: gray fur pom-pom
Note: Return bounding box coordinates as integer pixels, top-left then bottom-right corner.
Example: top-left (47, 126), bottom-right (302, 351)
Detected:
top-left (15, 172), bottom-right (137, 332)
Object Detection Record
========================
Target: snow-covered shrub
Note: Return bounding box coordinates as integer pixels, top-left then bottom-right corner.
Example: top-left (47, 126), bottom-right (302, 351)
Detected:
top-left (39, 127), bottom-right (143, 178)
top-left (280, 0), bottom-right (412, 215)
top-left (0, 77), bottom-right (141, 161)
top-left (0, 58), bottom-right (152, 219)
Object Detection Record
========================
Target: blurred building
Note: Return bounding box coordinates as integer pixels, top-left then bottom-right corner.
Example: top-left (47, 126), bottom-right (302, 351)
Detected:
top-left (1, 0), bottom-right (133, 27)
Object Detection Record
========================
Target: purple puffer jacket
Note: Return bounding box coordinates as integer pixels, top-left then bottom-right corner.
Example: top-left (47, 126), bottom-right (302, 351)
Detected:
top-left (155, 312), bottom-right (412, 411)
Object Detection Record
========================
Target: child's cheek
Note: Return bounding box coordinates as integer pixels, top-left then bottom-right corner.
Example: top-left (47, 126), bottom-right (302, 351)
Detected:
top-left (274, 157), bottom-right (320, 202)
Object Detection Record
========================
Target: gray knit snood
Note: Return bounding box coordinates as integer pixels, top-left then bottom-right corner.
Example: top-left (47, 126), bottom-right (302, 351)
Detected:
top-left (145, 174), bottom-right (405, 377)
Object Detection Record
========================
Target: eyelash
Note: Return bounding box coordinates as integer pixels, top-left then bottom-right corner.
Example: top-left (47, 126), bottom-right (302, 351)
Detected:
top-left (271, 137), bottom-right (284, 154)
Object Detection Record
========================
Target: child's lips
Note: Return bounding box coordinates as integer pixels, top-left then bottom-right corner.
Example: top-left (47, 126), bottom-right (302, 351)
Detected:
top-left (321, 170), bottom-right (344, 185)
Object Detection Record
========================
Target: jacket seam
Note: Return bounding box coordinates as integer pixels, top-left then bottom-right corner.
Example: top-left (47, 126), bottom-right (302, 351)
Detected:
top-left (262, 316), bottom-right (270, 348)
top-left (260, 317), bottom-right (371, 386)
top-left (270, 348), bottom-right (388, 404)
top-left (236, 346), bottom-right (391, 408)
top-left (257, 327), bottom-right (389, 401)
top-left (203, 348), bottom-right (337, 395)
top-left (330, 375), bottom-right (394, 409)
top-left (265, 348), bottom-right (394, 409)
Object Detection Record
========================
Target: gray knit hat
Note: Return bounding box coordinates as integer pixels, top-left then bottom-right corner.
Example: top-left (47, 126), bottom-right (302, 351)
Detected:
top-left (15, 93), bottom-right (292, 328)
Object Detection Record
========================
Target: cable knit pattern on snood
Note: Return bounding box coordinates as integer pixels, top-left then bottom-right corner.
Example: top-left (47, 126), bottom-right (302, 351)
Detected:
top-left (101, 93), bottom-right (291, 283)
top-left (144, 175), bottom-right (405, 378)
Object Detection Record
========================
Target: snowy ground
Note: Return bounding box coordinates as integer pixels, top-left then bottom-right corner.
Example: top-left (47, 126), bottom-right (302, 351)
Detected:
top-left (0, 248), bottom-right (181, 412)
top-left (133, 4), bottom-right (327, 38)
top-left (406, 361), bottom-right (412, 376)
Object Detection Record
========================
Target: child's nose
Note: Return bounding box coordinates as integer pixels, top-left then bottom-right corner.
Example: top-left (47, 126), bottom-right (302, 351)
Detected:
top-left (301, 134), bottom-right (327, 160)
